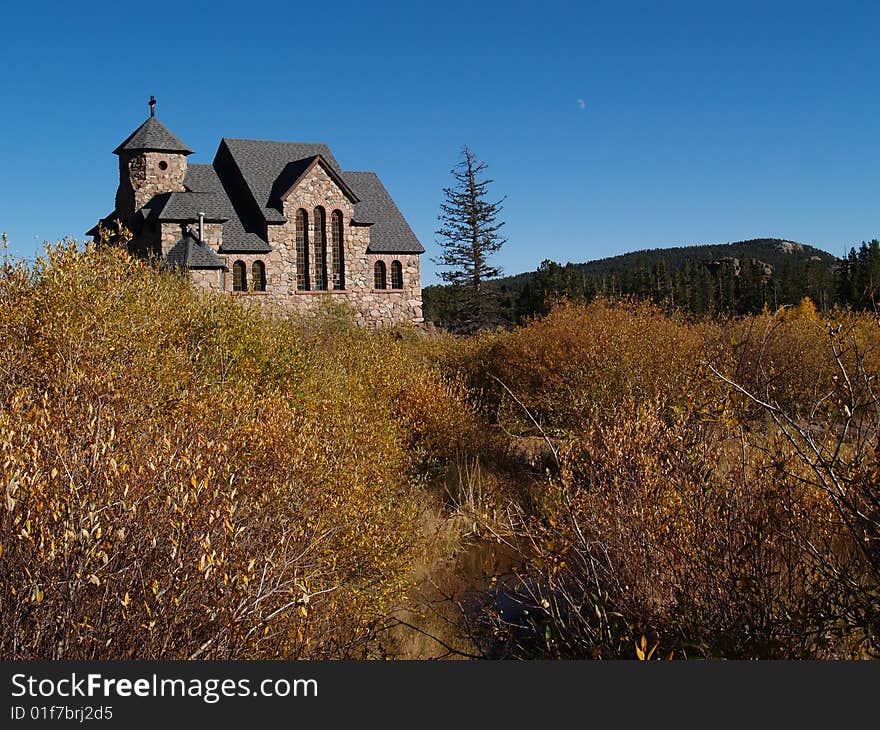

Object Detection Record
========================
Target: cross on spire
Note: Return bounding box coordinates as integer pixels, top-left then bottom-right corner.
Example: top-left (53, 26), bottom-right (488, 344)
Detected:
top-left (149, 95), bottom-right (156, 117)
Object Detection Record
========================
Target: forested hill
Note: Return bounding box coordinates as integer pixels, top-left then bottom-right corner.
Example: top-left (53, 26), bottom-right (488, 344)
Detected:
top-left (424, 237), bottom-right (880, 329)
top-left (494, 238), bottom-right (837, 292)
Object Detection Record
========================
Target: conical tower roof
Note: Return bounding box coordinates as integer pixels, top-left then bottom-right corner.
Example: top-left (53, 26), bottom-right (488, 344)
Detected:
top-left (113, 116), bottom-right (193, 156)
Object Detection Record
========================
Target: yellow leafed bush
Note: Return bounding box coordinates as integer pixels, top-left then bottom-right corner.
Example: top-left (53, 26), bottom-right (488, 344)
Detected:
top-left (0, 243), bottom-right (480, 659)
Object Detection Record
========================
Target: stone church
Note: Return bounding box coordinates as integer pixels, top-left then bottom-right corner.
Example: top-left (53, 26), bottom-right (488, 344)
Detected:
top-left (89, 99), bottom-right (424, 326)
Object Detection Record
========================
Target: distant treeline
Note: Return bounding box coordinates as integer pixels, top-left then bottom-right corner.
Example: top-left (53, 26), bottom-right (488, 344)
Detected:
top-left (424, 238), bottom-right (880, 328)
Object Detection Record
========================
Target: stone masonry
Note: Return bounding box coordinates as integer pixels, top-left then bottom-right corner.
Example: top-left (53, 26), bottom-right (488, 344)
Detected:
top-left (116, 151), bottom-right (187, 226)
top-left (90, 105), bottom-right (424, 328)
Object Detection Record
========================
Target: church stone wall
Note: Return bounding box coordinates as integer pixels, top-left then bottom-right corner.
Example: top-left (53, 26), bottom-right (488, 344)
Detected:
top-left (160, 222), bottom-right (222, 258)
top-left (109, 129), bottom-right (422, 328)
top-left (209, 164), bottom-right (423, 328)
top-left (116, 151), bottom-right (187, 221)
top-left (189, 269), bottom-right (224, 290)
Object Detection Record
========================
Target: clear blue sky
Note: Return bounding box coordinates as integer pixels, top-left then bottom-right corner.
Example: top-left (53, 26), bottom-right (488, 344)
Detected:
top-left (1, 0), bottom-right (878, 284)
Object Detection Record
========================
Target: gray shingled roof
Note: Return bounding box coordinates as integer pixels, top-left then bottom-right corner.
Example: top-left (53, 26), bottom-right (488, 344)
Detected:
top-left (218, 217), bottom-right (271, 253)
top-left (165, 230), bottom-right (226, 269)
top-left (345, 171), bottom-right (425, 253)
top-left (150, 192), bottom-right (230, 222)
top-left (221, 138), bottom-right (342, 223)
top-left (104, 132), bottom-right (422, 256)
top-left (86, 211), bottom-right (120, 238)
top-left (183, 164), bottom-right (270, 253)
top-left (184, 163), bottom-right (225, 193)
top-left (218, 138), bottom-right (423, 253)
top-left (114, 116), bottom-right (193, 155)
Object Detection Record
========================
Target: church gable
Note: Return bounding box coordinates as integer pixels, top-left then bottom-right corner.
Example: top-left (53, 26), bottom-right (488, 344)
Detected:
top-left (276, 157), bottom-right (358, 217)
top-left (273, 155), bottom-right (359, 205)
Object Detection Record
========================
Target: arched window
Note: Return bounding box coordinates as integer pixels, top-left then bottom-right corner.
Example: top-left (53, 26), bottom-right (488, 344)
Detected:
top-left (295, 209), bottom-right (310, 290)
top-left (313, 206), bottom-right (327, 291)
top-left (232, 260), bottom-right (247, 291)
top-left (251, 260), bottom-right (266, 291)
top-left (390, 260), bottom-right (403, 289)
top-left (331, 209), bottom-right (345, 290)
top-left (374, 260), bottom-right (387, 289)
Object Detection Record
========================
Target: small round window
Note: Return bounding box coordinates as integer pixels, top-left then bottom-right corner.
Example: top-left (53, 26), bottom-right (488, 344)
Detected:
top-left (158, 161), bottom-right (168, 170)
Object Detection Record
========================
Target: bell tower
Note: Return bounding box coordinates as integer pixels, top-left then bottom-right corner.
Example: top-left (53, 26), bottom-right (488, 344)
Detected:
top-left (113, 97), bottom-right (193, 226)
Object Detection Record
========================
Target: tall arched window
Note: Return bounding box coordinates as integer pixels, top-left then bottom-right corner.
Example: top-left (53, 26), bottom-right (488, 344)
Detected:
top-left (374, 260), bottom-right (387, 289)
top-left (390, 260), bottom-right (403, 290)
top-left (251, 260), bottom-right (266, 291)
top-left (232, 260), bottom-right (247, 291)
top-left (313, 206), bottom-right (327, 291)
top-left (331, 209), bottom-right (345, 290)
top-left (295, 209), bottom-right (310, 290)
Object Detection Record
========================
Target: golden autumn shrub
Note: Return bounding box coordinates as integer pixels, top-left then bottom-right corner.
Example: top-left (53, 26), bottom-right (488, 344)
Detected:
top-left (556, 402), bottom-right (843, 657)
top-left (3, 245), bottom-right (877, 660)
top-left (300, 324), bottom-right (489, 476)
top-left (0, 243), bottom-right (480, 659)
top-left (473, 394), bottom-right (872, 659)
top-left (451, 298), bottom-right (880, 658)
top-left (430, 299), bottom-right (724, 434)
